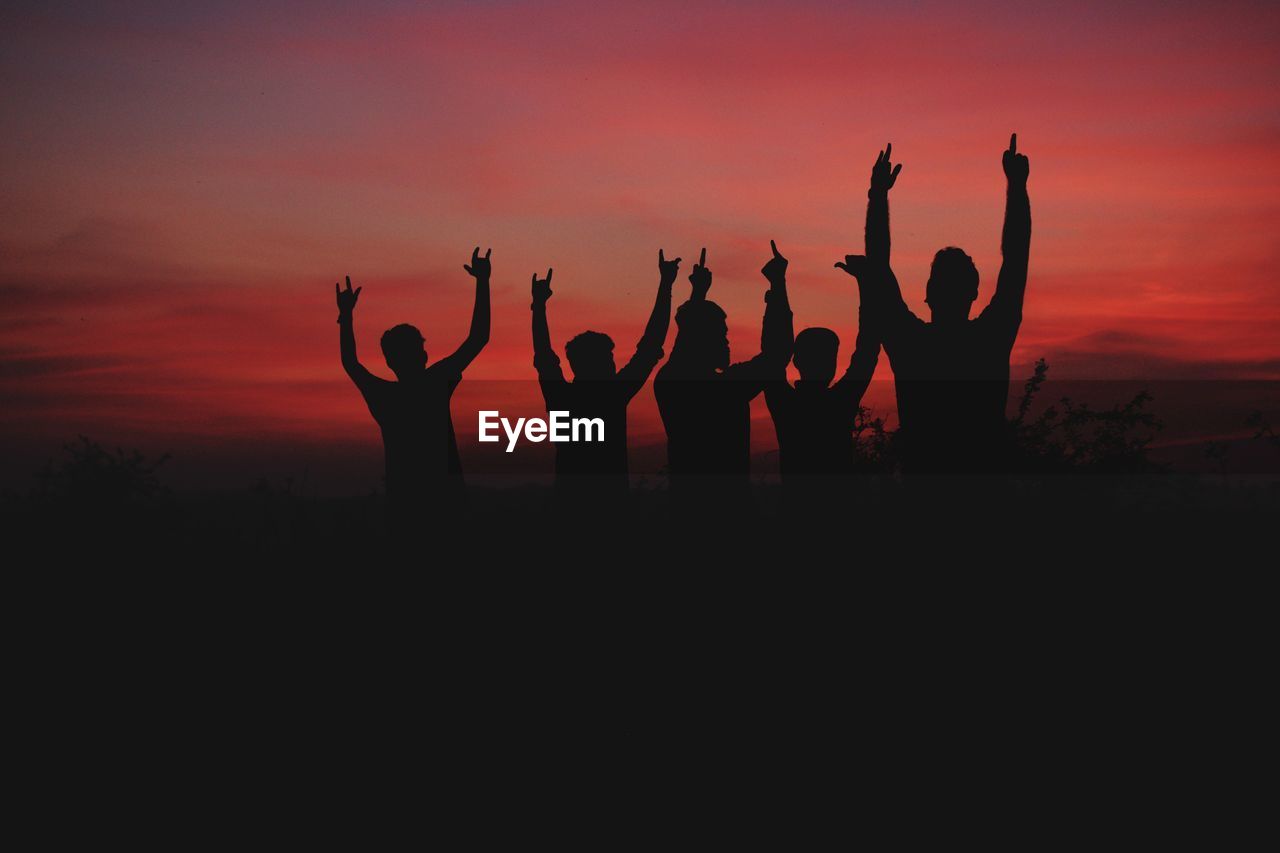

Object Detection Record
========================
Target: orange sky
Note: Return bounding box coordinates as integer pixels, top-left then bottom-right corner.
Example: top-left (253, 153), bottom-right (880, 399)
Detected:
top-left (2, 1), bottom-right (1278, 489)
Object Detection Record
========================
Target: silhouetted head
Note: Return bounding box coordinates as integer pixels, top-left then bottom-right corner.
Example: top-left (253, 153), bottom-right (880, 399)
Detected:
top-left (793, 327), bottom-right (840, 387)
top-left (381, 324), bottom-right (428, 378)
top-left (672, 300), bottom-right (730, 372)
top-left (925, 247), bottom-right (979, 323)
top-left (565, 331), bottom-right (617, 380)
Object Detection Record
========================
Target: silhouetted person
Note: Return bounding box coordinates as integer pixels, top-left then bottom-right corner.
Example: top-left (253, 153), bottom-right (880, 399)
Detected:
top-left (531, 250), bottom-right (677, 497)
top-left (654, 245), bottom-right (793, 507)
top-left (841, 136), bottom-right (1031, 473)
top-left (764, 253), bottom-right (880, 479)
top-left (336, 247), bottom-right (491, 527)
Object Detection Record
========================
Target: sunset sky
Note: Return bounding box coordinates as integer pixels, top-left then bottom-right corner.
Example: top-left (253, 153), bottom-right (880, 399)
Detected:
top-left (3, 0), bottom-right (1278, 489)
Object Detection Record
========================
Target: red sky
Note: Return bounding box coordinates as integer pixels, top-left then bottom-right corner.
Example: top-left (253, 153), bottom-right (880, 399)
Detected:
top-left (3, 1), bottom-right (1279, 489)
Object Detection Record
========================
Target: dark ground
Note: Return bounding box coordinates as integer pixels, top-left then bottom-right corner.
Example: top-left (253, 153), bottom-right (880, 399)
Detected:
top-left (6, 472), bottom-right (1276, 565)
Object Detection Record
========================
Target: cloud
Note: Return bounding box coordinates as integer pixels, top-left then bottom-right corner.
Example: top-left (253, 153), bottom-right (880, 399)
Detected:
top-left (0, 352), bottom-right (130, 379)
top-left (1025, 328), bottom-right (1280, 380)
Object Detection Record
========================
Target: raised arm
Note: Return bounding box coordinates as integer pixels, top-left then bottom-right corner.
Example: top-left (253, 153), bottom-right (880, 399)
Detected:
top-left (336, 275), bottom-right (379, 392)
top-left (865, 142), bottom-right (901, 268)
top-left (830, 257), bottom-right (881, 419)
top-left (838, 145), bottom-right (919, 343)
top-left (439, 246), bottom-right (492, 374)
top-left (530, 268), bottom-right (565, 386)
top-left (639, 250), bottom-right (678, 353)
top-left (617, 250), bottom-right (679, 395)
top-left (685, 246), bottom-right (712, 303)
top-left (760, 241), bottom-right (796, 421)
top-left (986, 133), bottom-right (1032, 328)
top-left (760, 240), bottom-right (794, 364)
top-left (723, 242), bottom-right (794, 393)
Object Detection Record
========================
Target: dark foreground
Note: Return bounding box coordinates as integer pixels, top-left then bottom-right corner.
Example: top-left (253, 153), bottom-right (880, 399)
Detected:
top-left (6, 473), bottom-right (1276, 566)
top-left (8, 472), bottom-right (1270, 834)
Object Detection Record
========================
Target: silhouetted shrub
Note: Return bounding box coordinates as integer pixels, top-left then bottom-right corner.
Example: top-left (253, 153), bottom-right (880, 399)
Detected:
top-left (1248, 410), bottom-right (1279, 451)
top-left (852, 406), bottom-right (892, 471)
top-left (1010, 359), bottom-right (1162, 473)
top-left (35, 436), bottom-right (171, 505)
top-left (846, 359), bottom-right (1161, 474)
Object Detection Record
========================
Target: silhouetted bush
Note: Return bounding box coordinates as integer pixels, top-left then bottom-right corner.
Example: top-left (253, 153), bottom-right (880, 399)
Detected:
top-left (1248, 410), bottom-right (1279, 451)
top-left (1009, 359), bottom-right (1162, 473)
top-left (35, 436), bottom-right (171, 506)
top-left (852, 406), bottom-right (892, 472)
top-left (846, 359), bottom-right (1162, 474)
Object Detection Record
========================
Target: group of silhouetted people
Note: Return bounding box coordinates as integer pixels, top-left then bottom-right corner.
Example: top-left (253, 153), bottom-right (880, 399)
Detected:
top-left (337, 137), bottom-right (1031, 527)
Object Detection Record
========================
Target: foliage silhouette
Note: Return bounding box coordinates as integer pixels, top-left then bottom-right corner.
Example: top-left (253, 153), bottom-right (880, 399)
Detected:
top-left (845, 359), bottom-right (1162, 474)
top-left (36, 436), bottom-right (171, 505)
top-left (1248, 410), bottom-right (1279, 451)
top-left (1008, 359), bottom-right (1162, 473)
top-left (850, 406), bottom-right (892, 471)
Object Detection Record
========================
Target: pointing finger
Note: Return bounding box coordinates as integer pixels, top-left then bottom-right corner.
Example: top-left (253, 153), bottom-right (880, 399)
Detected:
top-left (699, 247), bottom-right (707, 267)
top-left (659, 248), bottom-right (665, 264)
top-left (1009, 132), bottom-right (1017, 154)
top-left (770, 239), bottom-right (780, 258)
top-left (345, 275), bottom-right (352, 290)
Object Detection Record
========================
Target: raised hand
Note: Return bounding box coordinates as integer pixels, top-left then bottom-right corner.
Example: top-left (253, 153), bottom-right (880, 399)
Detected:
top-left (834, 254), bottom-right (868, 279)
top-left (658, 248), bottom-right (682, 286)
top-left (689, 247), bottom-right (712, 299)
top-left (336, 275), bottom-right (362, 316)
top-left (761, 240), bottom-right (788, 284)
top-left (870, 143), bottom-right (903, 194)
top-left (463, 246), bottom-right (492, 280)
top-left (1002, 133), bottom-right (1029, 185)
top-left (532, 268), bottom-right (553, 304)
